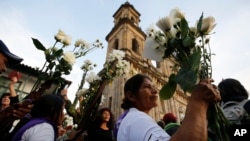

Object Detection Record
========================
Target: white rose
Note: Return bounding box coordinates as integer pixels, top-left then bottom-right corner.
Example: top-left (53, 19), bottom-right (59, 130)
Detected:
top-left (55, 29), bottom-right (66, 42)
top-left (63, 51), bottom-right (76, 65)
top-left (169, 8), bottom-right (185, 20)
top-left (75, 39), bottom-right (85, 47)
top-left (200, 16), bottom-right (216, 34)
top-left (61, 35), bottom-right (72, 46)
top-left (156, 16), bottom-right (172, 32)
top-left (86, 71), bottom-right (101, 83)
top-left (142, 37), bottom-right (165, 61)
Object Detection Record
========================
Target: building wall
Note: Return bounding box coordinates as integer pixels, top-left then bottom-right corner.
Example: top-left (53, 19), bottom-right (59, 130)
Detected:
top-left (102, 2), bottom-right (188, 122)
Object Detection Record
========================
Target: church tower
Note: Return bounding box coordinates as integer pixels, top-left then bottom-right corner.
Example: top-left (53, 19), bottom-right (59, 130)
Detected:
top-left (101, 2), bottom-right (188, 122)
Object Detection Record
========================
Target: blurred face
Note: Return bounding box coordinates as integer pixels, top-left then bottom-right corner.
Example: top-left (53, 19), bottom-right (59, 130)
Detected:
top-left (57, 105), bottom-right (65, 125)
top-left (1, 95), bottom-right (10, 106)
top-left (133, 78), bottom-right (158, 113)
top-left (102, 110), bottom-right (111, 122)
top-left (0, 53), bottom-right (8, 73)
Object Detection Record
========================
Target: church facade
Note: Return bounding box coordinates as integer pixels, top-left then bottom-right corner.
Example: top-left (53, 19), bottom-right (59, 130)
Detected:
top-left (101, 2), bottom-right (188, 122)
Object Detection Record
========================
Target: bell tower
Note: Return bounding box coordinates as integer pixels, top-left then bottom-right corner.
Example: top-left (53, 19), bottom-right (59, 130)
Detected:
top-left (102, 2), bottom-right (188, 122)
top-left (105, 1), bottom-right (146, 59)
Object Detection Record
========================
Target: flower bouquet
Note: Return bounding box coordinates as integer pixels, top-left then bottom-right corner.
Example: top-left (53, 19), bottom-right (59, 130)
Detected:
top-left (66, 59), bottom-right (97, 124)
top-left (70, 49), bottom-right (130, 140)
top-left (143, 8), bottom-right (230, 141)
top-left (31, 29), bottom-right (103, 92)
top-left (0, 29), bottom-right (103, 133)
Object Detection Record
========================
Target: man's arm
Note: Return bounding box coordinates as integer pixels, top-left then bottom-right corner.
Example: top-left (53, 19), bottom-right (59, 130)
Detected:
top-left (9, 76), bottom-right (19, 105)
top-left (9, 76), bottom-right (17, 97)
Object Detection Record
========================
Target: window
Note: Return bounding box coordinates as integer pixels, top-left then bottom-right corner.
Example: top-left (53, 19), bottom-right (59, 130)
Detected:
top-left (114, 39), bottom-right (119, 49)
top-left (132, 38), bottom-right (139, 54)
top-left (109, 96), bottom-right (112, 109)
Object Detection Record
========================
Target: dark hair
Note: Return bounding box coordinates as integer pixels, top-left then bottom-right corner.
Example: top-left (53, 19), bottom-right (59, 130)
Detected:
top-left (1, 93), bottom-right (10, 99)
top-left (31, 94), bottom-right (64, 125)
top-left (0, 93), bottom-right (10, 105)
top-left (121, 74), bottom-right (151, 110)
top-left (94, 107), bottom-right (114, 130)
top-left (218, 78), bottom-right (249, 102)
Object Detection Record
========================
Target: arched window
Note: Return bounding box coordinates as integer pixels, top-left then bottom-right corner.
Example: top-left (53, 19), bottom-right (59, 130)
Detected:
top-left (131, 17), bottom-right (137, 26)
top-left (132, 38), bottom-right (139, 54)
top-left (131, 17), bottom-right (135, 22)
top-left (114, 39), bottom-right (119, 49)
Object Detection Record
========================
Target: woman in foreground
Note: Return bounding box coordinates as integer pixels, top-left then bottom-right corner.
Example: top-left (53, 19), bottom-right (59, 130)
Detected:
top-left (117, 74), bottom-right (220, 141)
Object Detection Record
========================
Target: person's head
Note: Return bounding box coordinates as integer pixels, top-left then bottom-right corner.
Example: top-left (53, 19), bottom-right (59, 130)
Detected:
top-left (163, 113), bottom-right (177, 125)
top-left (218, 78), bottom-right (249, 102)
top-left (0, 93), bottom-right (11, 106)
top-left (121, 74), bottom-right (158, 113)
top-left (0, 40), bottom-right (23, 73)
top-left (94, 107), bottom-right (114, 130)
top-left (30, 94), bottom-right (65, 125)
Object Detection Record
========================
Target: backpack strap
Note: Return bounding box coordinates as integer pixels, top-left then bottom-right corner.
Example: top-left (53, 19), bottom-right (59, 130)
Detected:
top-left (114, 110), bottom-right (129, 139)
top-left (220, 99), bottom-right (249, 124)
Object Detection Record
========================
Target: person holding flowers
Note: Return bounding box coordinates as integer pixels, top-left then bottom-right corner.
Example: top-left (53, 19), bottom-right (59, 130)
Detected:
top-left (141, 7), bottom-right (229, 141)
top-left (117, 74), bottom-right (220, 141)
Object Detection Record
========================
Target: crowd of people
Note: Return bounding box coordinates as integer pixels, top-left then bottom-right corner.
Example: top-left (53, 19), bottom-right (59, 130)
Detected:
top-left (1, 39), bottom-right (250, 141)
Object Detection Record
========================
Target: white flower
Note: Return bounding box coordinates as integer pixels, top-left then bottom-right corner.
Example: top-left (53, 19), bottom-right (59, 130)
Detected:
top-left (54, 29), bottom-right (72, 46)
top-left (61, 35), bottom-right (72, 46)
top-left (200, 16), bottom-right (216, 34)
top-left (142, 37), bottom-right (165, 61)
top-left (63, 51), bottom-right (76, 65)
top-left (75, 39), bottom-right (83, 47)
top-left (76, 88), bottom-right (87, 97)
top-left (63, 114), bottom-right (74, 126)
top-left (156, 16), bottom-right (172, 32)
top-left (84, 59), bottom-right (92, 65)
top-left (115, 60), bottom-right (130, 76)
top-left (145, 24), bottom-right (158, 38)
top-left (55, 29), bottom-right (67, 42)
top-left (169, 8), bottom-right (185, 20)
top-left (107, 49), bottom-right (125, 62)
top-left (93, 39), bottom-right (103, 48)
top-left (81, 59), bottom-right (96, 71)
top-left (75, 39), bottom-right (90, 48)
top-left (86, 71), bottom-right (101, 83)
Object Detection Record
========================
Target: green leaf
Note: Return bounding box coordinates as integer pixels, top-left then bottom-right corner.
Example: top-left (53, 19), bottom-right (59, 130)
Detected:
top-left (44, 50), bottom-right (51, 62)
top-left (159, 74), bottom-right (177, 100)
top-left (53, 49), bottom-right (63, 57)
top-left (197, 13), bottom-right (204, 34)
top-left (175, 68), bottom-right (198, 92)
top-left (47, 62), bottom-right (55, 70)
top-left (180, 18), bottom-right (189, 38)
top-left (163, 39), bottom-right (176, 58)
top-left (188, 49), bottom-right (201, 70)
top-left (182, 36), bottom-right (195, 48)
top-left (53, 71), bottom-right (62, 78)
top-left (32, 38), bottom-right (46, 51)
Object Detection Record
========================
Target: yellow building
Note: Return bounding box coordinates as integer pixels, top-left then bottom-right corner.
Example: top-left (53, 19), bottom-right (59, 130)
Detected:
top-left (101, 2), bottom-right (188, 123)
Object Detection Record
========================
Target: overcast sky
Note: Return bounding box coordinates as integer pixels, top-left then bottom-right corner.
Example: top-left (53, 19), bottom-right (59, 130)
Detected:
top-left (1, 0), bottom-right (250, 100)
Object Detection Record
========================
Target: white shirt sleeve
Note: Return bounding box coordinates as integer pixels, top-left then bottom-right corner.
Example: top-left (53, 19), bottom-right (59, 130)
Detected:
top-left (21, 122), bottom-right (55, 141)
top-left (118, 108), bottom-right (170, 141)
